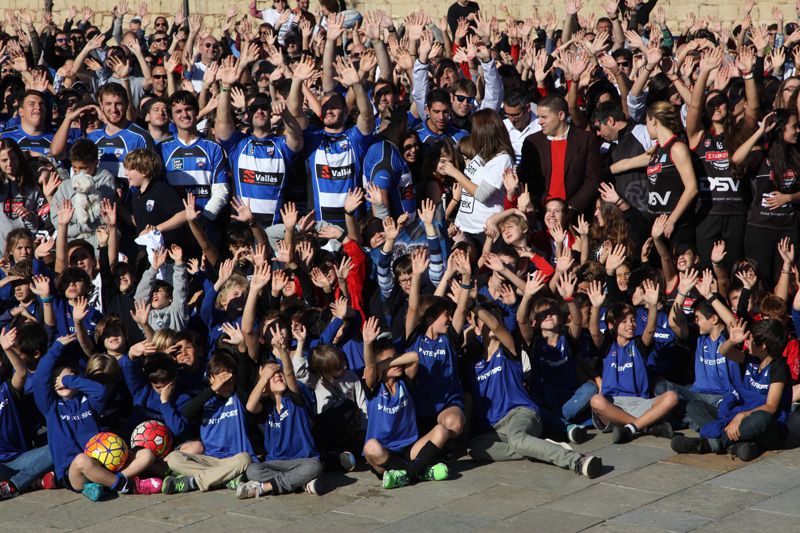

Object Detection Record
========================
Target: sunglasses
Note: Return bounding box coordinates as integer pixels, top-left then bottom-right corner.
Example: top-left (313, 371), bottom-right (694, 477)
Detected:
top-left (56, 38), bottom-right (68, 43)
top-left (204, 43), bottom-right (220, 49)
top-left (154, 37), bottom-right (168, 43)
top-left (155, 22), bottom-right (168, 27)
top-left (248, 102), bottom-right (271, 114)
top-left (153, 74), bottom-right (167, 79)
top-left (617, 61), bottom-right (630, 66)
top-left (1, 68), bottom-right (13, 74)
top-left (403, 143), bottom-right (419, 151)
top-left (453, 94), bottom-right (476, 105)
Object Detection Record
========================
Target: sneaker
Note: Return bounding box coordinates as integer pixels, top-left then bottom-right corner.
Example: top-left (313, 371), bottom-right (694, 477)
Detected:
top-left (545, 438), bottom-right (574, 450)
top-left (0, 480), bottom-right (18, 501)
top-left (161, 475), bottom-right (194, 495)
top-left (567, 424), bottom-right (588, 444)
top-left (81, 482), bottom-right (105, 502)
top-left (574, 455), bottom-right (602, 479)
top-left (731, 441), bottom-right (760, 462)
top-left (419, 462), bottom-right (449, 482)
top-left (225, 474), bottom-right (246, 490)
top-left (645, 422), bottom-right (674, 439)
top-left (382, 469), bottom-right (410, 489)
top-left (671, 435), bottom-right (703, 454)
top-left (339, 451), bottom-right (356, 472)
top-left (134, 477), bottom-right (163, 495)
top-left (33, 471), bottom-right (56, 491)
top-left (304, 478), bottom-right (319, 495)
top-left (236, 480), bottom-right (264, 499)
top-left (612, 424), bottom-right (634, 444)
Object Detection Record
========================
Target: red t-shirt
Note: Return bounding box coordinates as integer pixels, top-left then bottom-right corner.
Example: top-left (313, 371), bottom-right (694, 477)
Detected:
top-left (548, 139), bottom-right (568, 202)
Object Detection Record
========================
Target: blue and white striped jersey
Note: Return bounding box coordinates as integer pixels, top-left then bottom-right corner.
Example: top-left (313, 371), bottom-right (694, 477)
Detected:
top-left (0, 125), bottom-right (55, 157)
top-left (362, 139), bottom-right (416, 219)
top-left (87, 122), bottom-right (154, 191)
top-left (160, 136), bottom-right (229, 220)
top-left (221, 132), bottom-right (295, 226)
top-left (303, 126), bottom-right (372, 225)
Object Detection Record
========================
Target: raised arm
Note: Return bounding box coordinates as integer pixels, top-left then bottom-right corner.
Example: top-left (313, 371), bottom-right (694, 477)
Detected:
top-left (640, 280), bottom-right (660, 348)
top-left (405, 248), bottom-right (430, 340)
top-left (517, 271), bottom-right (547, 345)
top-left (587, 280), bottom-right (607, 349)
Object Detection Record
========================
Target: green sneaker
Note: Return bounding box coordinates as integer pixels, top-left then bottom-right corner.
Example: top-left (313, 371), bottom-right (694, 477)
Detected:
top-left (382, 469), bottom-right (409, 489)
top-left (226, 474), bottom-right (245, 490)
top-left (162, 475), bottom-right (195, 494)
top-left (82, 482), bottom-right (105, 502)
top-left (419, 462), bottom-right (449, 482)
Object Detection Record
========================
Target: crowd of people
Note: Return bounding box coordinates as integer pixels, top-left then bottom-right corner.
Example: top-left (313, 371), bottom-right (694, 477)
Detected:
top-left (1, 0), bottom-right (800, 503)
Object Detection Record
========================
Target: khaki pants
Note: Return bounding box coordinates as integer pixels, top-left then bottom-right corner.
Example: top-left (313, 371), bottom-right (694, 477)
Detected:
top-left (166, 451), bottom-right (252, 491)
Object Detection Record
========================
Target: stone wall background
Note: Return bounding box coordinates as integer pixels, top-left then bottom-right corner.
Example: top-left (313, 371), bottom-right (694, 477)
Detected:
top-left (2, 1), bottom-right (796, 37)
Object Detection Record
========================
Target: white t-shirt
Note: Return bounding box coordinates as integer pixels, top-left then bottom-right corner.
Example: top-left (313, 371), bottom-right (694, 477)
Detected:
top-left (455, 152), bottom-right (513, 234)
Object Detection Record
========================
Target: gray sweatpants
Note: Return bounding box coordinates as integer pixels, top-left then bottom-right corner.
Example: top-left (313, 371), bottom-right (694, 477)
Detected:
top-left (468, 406), bottom-right (582, 470)
top-left (245, 458), bottom-right (323, 494)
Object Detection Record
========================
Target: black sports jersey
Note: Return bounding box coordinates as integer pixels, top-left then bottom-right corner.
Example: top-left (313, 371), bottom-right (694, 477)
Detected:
top-left (746, 154), bottom-right (798, 230)
top-left (646, 135), bottom-right (686, 216)
top-left (693, 130), bottom-right (745, 216)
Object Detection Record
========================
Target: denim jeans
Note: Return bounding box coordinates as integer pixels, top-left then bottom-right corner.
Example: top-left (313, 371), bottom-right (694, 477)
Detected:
top-left (656, 380), bottom-right (725, 430)
top-left (0, 445), bottom-right (53, 491)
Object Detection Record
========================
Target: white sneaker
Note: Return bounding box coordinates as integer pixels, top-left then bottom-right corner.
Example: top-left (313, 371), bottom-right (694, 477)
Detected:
top-left (236, 480), bottom-right (264, 499)
top-left (304, 478), bottom-right (319, 495)
top-left (545, 438), bottom-right (574, 451)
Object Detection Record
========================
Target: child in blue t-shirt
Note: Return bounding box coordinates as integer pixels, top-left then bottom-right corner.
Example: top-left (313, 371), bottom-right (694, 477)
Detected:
top-left (163, 342), bottom-right (256, 494)
top-left (0, 326), bottom-right (54, 500)
top-left (31, 335), bottom-right (159, 501)
top-left (587, 280), bottom-right (679, 444)
top-left (671, 318), bottom-right (792, 461)
top-left (236, 325), bottom-right (323, 498)
top-left (361, 317), bottom-right (448, 489)
top-left (465, 302), bottom-right (602, 479)
top-left (660, 270), bottom-right (740, 429)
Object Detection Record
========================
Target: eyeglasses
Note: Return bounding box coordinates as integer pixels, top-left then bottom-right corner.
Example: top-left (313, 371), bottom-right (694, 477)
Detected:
top-left (453, 94), bottom-right (476, 105)
top-left (617, 61), bottom-right (630, 67)
top-left (504, 108), bottom-right (528, 119)
top-left (153, 74), bottom-right (167, 79)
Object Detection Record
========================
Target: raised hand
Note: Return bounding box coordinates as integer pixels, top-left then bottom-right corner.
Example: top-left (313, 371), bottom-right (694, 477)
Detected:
top-left (556, 271), bottom-right (578, 300)
top-left (183, 192), bottom-right (201, 222)
top-left (230, 196), bottom-right (254, 223)
top-left (411, 247), bottom-right (430, 276)
top-left (362, 315), bottom-right (380, 344)
top-left (30, 275), bottom-right (51, 298)
top-left (345, 188), bottom-right (364, 214)
top-left (331, 296), bottom-right (348, 319)
top-left (71, 296), bottom-right (89, 321)
top-left (417, 198), bottom-right (436, 226)
top-left (678, 268), bottom-right (699, 295)
top-left (524, 270), bottom-right (547, 296)
top-left (587, 280), bottom-right (606, 308)
top-left (130, 299), bottom-right (151, 325)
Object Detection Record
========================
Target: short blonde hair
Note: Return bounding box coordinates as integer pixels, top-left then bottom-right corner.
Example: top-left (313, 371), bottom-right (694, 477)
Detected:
top-left (216, 274), bottom-right (249, 308)
top-left (152, 328), bottom-right (180, 351)
top-left (123, 148), bottom-right (162, 180)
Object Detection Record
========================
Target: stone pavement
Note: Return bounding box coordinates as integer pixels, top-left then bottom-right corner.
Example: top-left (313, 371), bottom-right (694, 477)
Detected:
top-left (4, 431), bottom-right (800, 533)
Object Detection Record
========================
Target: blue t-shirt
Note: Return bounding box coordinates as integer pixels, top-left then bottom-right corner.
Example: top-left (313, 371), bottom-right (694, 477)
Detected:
top-left (0, 125), bottom-right (55, 157)
top-left (160, 136), bottom-right (228, 218)
top-left (261, 393), bottom-right (318, 461)
top-left (303, 125), bottom-right (372, 225)
top-left (528, 334), bottom-right (577, 403)
top-left (0, 381), bottom-right (29, 461)
top-left (362, 139), bottom-right (416, 218)
top-left (691, 334), bottom-right (739, 395)
top-left (200, 394), bottom-right (256, 460)
top-left (600, 337), bottom-right (650, 399)
top-left (736, 356), bottom-right (792, 424)
top-left (469, 348), bottom-right (538, 431)
top-left (365, 378), bottom-right (418, 452)
top-left (87, 122), bottom-right (154, 192)
top-left (221, 132), bottom-right (295, 226)
top-left (408, 327), bottom-right (464, 417)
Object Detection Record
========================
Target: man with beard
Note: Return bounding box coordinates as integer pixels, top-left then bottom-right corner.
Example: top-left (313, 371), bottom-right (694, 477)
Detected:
top-left (216, 57), bottom-right (305, 228)
top-left (141, 96), bottom-right (172, 145)
top-left (51, 83), bottom-right (154, 197)
top-left (1, 91), bottom-right (57, 157)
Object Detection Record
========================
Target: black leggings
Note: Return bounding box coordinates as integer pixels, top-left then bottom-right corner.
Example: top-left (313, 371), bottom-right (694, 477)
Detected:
top-left (744, 225), bottom-right (800, 285)
top-left (695, 214), bottom-right (746, 271)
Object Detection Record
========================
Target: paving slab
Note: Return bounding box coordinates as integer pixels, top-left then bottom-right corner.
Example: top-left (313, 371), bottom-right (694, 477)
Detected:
top-left (693, 508), bottom-right (800, 532)
top-left (542, 483), bottom-right (663, 519)
top-left (589, 443), bottom-right (674, 478)
top-left (433, 484), bottom-right (560, 521)
top-left (280, 510), bottom-right (385, 533)
top-left (707, 462), bottom-right (800, 495)
top-left (609, 506), bottom-right (712, 532)
top-left (174, 513), bottom-right (285, 532)
top-left (646, 483), bottom-right (769, 520)
top-left (750, 486), bottom-right (800, 517)
top-left (604, 461), bottom-right (718, 494)
top-left (660, 450), bottom-right (748, 473)
top-left (477, 508), bottom-right (603, 532)
top-left (760, 446), bottom-right (800, 468)
top-left (375, 510), bottom-right (494, 533)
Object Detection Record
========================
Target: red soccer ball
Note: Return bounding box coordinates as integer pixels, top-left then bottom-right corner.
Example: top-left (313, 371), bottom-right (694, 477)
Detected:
top-left (130, 420), bottom-right (174, 459)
